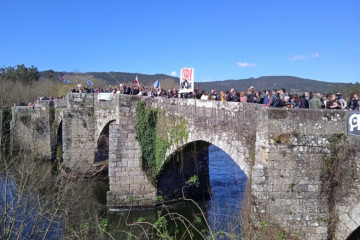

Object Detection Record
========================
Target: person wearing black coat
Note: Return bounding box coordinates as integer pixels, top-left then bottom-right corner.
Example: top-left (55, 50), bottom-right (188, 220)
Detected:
top-left (232, 92), bottom-right (240, 102)
top-left (347, 92), bottom-right (359, 110)
top-left (298, 95), bottom-right (309, 108)
top-left (270, 89), bottom-right (281, 107)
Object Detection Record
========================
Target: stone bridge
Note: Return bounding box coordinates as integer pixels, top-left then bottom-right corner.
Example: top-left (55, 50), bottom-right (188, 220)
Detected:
top-left (9, 93), bottom-right (360, 240)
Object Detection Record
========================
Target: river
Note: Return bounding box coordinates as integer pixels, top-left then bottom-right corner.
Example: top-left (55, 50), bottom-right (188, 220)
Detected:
top-left (0, 144), bottom-right (247, 239)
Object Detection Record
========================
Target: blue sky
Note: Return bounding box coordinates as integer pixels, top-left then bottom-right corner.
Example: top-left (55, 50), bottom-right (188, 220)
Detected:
top-left (1, 0), bottom-right (359, 83)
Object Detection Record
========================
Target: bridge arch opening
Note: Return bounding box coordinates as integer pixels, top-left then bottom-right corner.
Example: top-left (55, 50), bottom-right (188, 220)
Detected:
top-left (156, 140), bottom-right (247, 208)
top-left (347, 226), bottom-right (360, 240)
top-left (95, 120), bottom-right (115, 163)
top-left (55, 120), bottom-right (63, 160)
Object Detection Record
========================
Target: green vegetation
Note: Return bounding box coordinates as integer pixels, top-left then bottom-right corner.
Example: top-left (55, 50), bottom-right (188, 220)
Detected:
top-left (291, 130), bottom-right (300, 137)
top-left (331, 82), bottom-right (360, 98)
top-left (0, 65), bottom-right (109, 107)
top-left (0, 108), bottom-right (12, 156)
top-left (99, 218), bottom-right (109, 234)
top-left (156, 195), bottom-right (164, 202)
top-left (128, 196), bottom-right (136, 202)
top-left (286, 183), bottom-right (296, 193)
top-left (258, 221), bottom-right (268, 229)
top-left (38, 70), bottom-right (179, 90)
top-left (20, 115), bottom-right (31, 124)
top-left (277, 232), bottom-right (285, 240)
top-left (273, 134), bottom-right (292, 146)
top-left (56, 145), bottom-right (63, 159)
top-left (81, 120), bottom-right (87, 128)
top-left (273, 135), bottom-right (281, 144)
top-left (320, 134), bottom-right (355, 196)
top-left (198, 76), bottom-right (347, 93)
top-left (135, 101), bottom-right (188, 183)
top-left (186, 175), bottom-right (200, 187)
top-left (320, 134), bottom-right (356, 239)
top-left (0, 64), bottom-right (40, 83)
top-left (137, 217), bottom-right (146, 222)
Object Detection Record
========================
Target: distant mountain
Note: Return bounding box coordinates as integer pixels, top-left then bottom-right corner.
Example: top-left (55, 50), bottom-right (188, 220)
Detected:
top-left (40, 71), bottom-right (347, 94)
top-left (198, 76), bottom-right (347, 94)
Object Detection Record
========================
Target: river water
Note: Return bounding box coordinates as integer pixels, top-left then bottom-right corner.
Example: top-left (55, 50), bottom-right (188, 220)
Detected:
top-left (105, 144), bottom-right (247, 238)
top-left (206, 145), bottom-right (247, 234)
top-left (0, 145), bottom-right (247, 239)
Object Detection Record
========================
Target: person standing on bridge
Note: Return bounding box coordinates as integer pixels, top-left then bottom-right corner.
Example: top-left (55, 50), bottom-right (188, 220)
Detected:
top-left (347, 92), bottom-right (359, 110)
top-left (240, 91), bottom-right (247, 103)
top-left (269, 89), bottom-right (281, 107)
top-left (298, 94), bottom-right (309, 108)
top-left (246, 86), bottom-right (255, 103)
top-left (220, 91), bottom-right (226, 101)
top-left (309, 93), bottom-right (323, 109)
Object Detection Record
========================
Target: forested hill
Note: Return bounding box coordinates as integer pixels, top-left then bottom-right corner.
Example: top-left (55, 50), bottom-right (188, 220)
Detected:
top-left (197, 76), bottom-right (347, 93)
top-left (39, 71), bottom-right (179, 89)
top-left (39, 71), bottom-right (347, 94)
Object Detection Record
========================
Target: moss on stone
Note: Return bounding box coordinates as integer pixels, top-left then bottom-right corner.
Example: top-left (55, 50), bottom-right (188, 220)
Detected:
top-left (135, 101), bottom-right (189, 183)
top-left (268, 109), bottom-right (288, 120)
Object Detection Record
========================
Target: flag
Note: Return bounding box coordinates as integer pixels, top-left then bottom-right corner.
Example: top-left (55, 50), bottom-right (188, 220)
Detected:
top-left (64, 79), bottom-right (71, 84)
top-left (86, 79), bottom-right (94, 86)
top-left (196, 84), bottom-right (199, 92)
top-left (152, 79), bottom-right (160, 89)
top-left (134, 75), bottom-right (140, 86)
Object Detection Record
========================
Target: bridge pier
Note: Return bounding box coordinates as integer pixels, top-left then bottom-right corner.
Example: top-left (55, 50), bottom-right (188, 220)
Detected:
top-left (107, 121), bottom-right (157, 207)
top-left (62, 93), bottom-right (96, 173)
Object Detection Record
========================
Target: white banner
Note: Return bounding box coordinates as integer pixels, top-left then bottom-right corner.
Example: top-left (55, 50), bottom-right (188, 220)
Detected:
top-left (179, 68), bottom-right (194, 93)
top-left (97, 93), bottom-right (113, 101)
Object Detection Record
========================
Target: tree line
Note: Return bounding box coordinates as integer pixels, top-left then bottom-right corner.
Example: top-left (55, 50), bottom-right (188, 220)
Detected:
top-left (0, 64), bottom-right (40, 83)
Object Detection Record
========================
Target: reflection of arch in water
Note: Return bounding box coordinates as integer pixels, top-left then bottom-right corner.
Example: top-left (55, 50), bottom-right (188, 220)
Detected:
top-left (95, 120), bottom-right (115, 163)
top-left (156, 140), bottom-right (248, 202)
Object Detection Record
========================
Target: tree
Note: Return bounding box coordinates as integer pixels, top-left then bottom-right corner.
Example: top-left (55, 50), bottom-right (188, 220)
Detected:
top-left (43, 69), bottom-right (54, 80)
top-left (0, 64), bottom-right (40, 83)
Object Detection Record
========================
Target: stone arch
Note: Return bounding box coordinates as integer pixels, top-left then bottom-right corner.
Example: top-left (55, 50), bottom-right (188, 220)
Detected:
top-left (54, 120), bottom-right (63, 160)
top-left (156, 135), bottom-right (249, 201)
top-left (95, 120), bottom-right (115, 163)
top-left (163, 132), bottom-right (250, 177)
top-left (336, 203), bottom-right (360, 240)
top-left (95, 117), bottom-right (117, 141)
top-left (347, 226), bottom-right (360, 240)
top-left (56, 120), bottom-right (63, 147)
top-left (157, 140), bottom-right (211, 201)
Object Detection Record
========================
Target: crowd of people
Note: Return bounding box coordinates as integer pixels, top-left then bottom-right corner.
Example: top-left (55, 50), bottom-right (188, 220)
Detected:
top-left (15, 96), bottom-right (66, 106)
top-left (14, 84), bottom-right (359, 111)
top-left (86, 84), bottom-right (359, 111)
